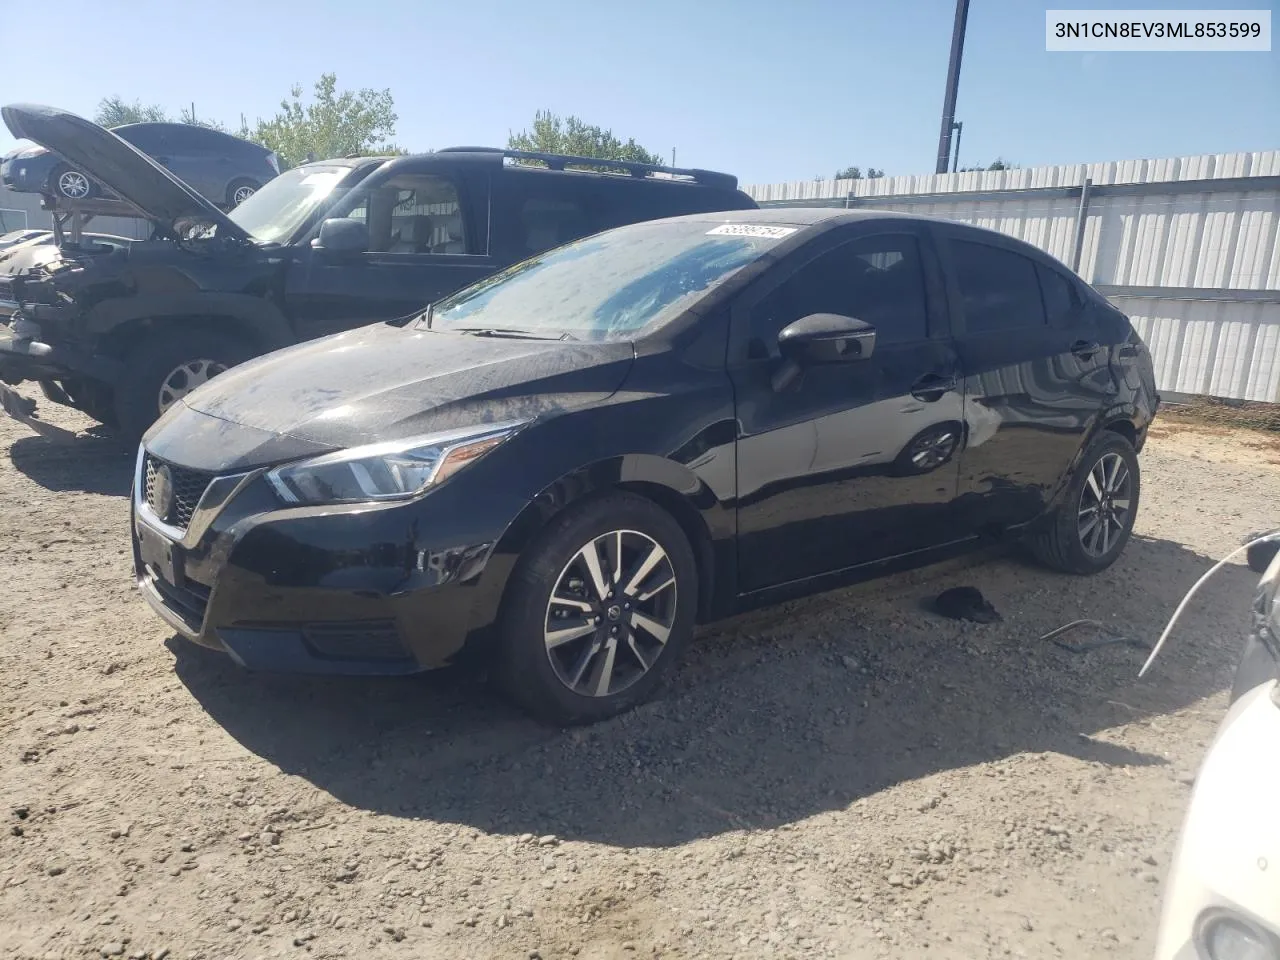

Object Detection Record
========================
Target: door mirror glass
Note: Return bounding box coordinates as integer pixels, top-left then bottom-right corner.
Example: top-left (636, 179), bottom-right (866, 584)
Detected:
top-left (777, 313), bottom-right (877, 364)
top-left (313, 217), bottom-right (369, 255)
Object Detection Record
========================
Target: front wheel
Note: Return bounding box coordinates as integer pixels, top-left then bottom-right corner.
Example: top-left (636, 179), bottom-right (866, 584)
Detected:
top-left (227, 178), bottom-right (258, 207)
top-left (495, 493), bottom-right (699, 726)
top-left (50, 164), bottom-right (95, 201)
top-left (112, 331), bottom-right (250, 443)
top-left (1028, 431), bottom-right (1141, 574)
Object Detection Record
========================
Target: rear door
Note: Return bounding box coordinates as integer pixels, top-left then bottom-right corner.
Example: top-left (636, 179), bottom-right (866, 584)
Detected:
top-left (941, 227), bottom-right (1116, 533)
top-left (730, 222), bottom-right (965, 593)
top-left (283, 164), bottom-right (496, 340)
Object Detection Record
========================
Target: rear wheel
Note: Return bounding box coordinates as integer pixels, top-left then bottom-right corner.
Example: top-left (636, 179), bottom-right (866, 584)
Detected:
top-left (495, 493), bottom-right (698, 726)
top-left (1028, 431), bottom-right (1141, 574)
top-left (112, 330), bottom-right (250, 442)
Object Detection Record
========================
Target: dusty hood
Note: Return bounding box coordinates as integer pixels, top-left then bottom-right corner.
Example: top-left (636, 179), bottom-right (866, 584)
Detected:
top-left (175, 321), bottom-right (635, 457)
top-left (1, 103), bottom-right (249, 242)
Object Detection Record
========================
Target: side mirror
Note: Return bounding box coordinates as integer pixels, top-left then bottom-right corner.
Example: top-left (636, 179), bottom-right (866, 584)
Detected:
top-left (778, 313), bottom-right (876, 364)
top-left (312, 218), bottom-right (368, 255)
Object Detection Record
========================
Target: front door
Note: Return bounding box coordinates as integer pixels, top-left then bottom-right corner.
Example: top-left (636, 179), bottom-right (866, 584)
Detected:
top-left (730, 225), bottom-right (965, 593)
top-left (283, 169), bottom-right (496, 341)
top-left (941, 229), bottom-right (1118, 534)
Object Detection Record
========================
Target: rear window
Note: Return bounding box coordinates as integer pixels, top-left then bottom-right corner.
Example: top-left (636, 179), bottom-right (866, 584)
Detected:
top-left (1036, 263), bottom-right (1081, 328)
top-left (951, 240), bottom-right (1048, 333)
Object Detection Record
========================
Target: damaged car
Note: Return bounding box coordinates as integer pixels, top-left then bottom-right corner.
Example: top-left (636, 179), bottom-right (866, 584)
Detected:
top-left (132, 208), bottom-right (1159, 725)
top-left (0, 103), bottom-right (756, 441)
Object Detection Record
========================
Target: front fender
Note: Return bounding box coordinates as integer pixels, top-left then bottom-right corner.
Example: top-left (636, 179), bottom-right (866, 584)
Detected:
top-left (86, 291), bottom-right (294, 351)
top-left (460, 452), bottom-right (736, 661)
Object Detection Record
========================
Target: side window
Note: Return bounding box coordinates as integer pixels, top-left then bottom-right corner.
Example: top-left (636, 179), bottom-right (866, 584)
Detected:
top-left (332, 175), bottom-right (467, 255)
top-left (520, 196), bottom-right (591, 255)
top-left (951, 240), bottom-right (1047, 333)
top-left (117, 125), bottom-right (167, 154)
top-left (749, 234), bottom-right (930, 358)
top-left (1036, 263), bottom-right (1082, 329)
top-left (167, 126), bottom-right (211, 153)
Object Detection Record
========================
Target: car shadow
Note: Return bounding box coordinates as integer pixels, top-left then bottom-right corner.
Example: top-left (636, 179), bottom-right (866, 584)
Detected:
top-left (8, 432), bottom-right (134, 496)
top-left (170, 534), bottom-right (1253, 848)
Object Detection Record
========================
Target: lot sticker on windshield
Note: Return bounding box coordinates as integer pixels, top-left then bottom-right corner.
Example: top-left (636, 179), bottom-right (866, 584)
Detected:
top-left (705, 224), bottom-right (797, 239)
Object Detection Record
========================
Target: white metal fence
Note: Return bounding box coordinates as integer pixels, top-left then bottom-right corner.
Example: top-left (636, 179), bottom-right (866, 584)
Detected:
top-left (746, 151), bottom-right (1280, 402)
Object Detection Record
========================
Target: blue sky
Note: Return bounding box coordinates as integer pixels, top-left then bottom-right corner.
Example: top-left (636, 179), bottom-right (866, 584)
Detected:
top-left (1, 0), bottom-right (1275, 185)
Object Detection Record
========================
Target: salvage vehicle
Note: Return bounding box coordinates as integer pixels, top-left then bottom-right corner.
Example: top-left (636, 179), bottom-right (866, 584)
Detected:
top-left (0, 104), bottom-right (756, 440)
top-left (131, 208), bottom-right (1159, 725)
top-left (2, 120), bottom-right (278, 207)
top-left (1153, 531), bottom-right (1280, 960)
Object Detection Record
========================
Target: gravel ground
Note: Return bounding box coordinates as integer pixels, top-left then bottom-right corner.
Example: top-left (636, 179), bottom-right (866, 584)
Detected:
top-left (1, 393), bottom-right (1276, 960)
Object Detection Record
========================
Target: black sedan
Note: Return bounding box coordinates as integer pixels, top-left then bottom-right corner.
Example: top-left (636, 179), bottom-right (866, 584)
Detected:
top-left (132, 209), bottom-right (1159, 724)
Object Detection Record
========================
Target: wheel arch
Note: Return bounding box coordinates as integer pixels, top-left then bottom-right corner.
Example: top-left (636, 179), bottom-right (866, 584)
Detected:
top-left (457, 454), bottom-right (733, 668)
top-left (89, 296), bottom-right (295, 370)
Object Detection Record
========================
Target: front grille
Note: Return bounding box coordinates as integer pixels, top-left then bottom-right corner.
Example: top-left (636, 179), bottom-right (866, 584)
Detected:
top-left (301, 621), bottom-right (409, 661)
top-left (146, 566), bottom-right (210, 630)
top-left (144, 454), bottom-right (214, 530)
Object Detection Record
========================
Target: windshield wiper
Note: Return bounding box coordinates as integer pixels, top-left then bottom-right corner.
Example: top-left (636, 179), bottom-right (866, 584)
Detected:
top-left (452, 327), bottom-right (577, 341)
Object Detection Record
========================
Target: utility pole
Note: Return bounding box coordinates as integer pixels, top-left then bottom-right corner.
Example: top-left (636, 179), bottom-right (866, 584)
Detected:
top-left (935, 0), bottom-right (971, 174)
top-left (671, 148), bottom-right (676, 168)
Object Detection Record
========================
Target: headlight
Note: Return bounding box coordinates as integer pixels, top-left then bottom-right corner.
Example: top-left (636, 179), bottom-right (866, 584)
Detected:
top-left (1200, 914), bottom-right (1278, 960)
top-left (266, 421), bottom-right (525, 506)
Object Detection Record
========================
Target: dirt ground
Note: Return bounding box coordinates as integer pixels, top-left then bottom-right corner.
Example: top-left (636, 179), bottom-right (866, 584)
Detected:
top-left (1, 394), bottom-right (1277, 960)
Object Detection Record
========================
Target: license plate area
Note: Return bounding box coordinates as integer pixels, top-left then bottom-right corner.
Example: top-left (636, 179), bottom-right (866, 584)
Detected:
top-left (138, 522), bottom-right (184, 587)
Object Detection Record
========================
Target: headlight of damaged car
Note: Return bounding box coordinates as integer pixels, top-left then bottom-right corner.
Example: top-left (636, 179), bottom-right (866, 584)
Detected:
top-left (266, 421), bottom-right (526, 506)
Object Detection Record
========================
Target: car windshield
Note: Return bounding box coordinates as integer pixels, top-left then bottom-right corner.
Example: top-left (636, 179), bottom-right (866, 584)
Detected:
top-left (227, 164), bottom-right (357, 244)
top-left (427, 220), bottom-right (794, 341)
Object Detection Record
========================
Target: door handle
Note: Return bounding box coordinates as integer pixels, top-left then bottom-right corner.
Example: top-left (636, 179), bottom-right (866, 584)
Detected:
top-left (1117, 342), bottom-right (1140, 359)
top-left (1071, 339), bottom-right (1101, 360)
top-left (910, 373), bottom-right (957, 402)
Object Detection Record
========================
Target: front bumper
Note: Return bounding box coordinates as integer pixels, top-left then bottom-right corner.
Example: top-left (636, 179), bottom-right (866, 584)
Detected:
top-left (0, 157), bottom-right (37, 191)
top-left (0, 317), bottom-right (122, 386)
top-left (130, 447), bottom-right (501, 676)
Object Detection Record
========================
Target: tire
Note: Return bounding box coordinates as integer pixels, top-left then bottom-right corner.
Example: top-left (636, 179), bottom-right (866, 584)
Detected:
top-left (893, 421), bottom-right (962, 477)
top-left (227, 179), bottom-right (259, 207)
top-left (112, 330), bottom-right (251, 443)
top-left (61, 379), bottom-right (117, 428)
top-left (49, 164), bottom-right (96, 201)
top-left (1028, 430), bottom-right (1141, 575)
top-left (495, 492), bottom-right (699, 726)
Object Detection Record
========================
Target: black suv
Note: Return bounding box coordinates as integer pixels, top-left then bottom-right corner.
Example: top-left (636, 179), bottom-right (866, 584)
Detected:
top-left (0, 104), bottom-right (756, 439)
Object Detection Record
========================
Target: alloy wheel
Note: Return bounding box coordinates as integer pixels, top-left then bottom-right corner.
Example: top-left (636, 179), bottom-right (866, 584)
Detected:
top-left (57, 170), bottom-right (91, 199)
top-left (157, 359), bottom-right (228, 413)
top-left (1077, 451), bottom-right (1133, 557)
top-left (232, 184), bottom-right (256, 205)
top-left (544, 529), bottom-right (678, 698)
top-left (908, 426), bottom-right (958, 470)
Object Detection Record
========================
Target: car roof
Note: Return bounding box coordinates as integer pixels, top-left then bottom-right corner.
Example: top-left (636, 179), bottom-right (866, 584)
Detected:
top-left (358, 147), bottom-right (745, 192)
top-left (659, 207), bottom-right (1068, 257)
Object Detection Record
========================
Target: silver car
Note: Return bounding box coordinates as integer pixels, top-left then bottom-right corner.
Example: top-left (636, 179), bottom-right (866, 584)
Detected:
top-left (1, 121), bottom-right (278, 209)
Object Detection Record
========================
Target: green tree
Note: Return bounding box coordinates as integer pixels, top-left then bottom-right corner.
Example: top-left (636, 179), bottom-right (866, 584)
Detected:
top-left (93, 96), bottom-right (168, 127)
top-left (250, 73), bottom-right (400, 169)
top-left (959, 158), bottom-right (1018, 172)
top-left (834, 166), bottom-right (885, 180)
top-left (508, 110), bottom-right (663, 166)
top-left (178, 105), bottom-right (238, 134)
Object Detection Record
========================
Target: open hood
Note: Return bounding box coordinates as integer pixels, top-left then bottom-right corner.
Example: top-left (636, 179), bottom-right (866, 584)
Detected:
top-left (1, 103), bottom-right (250, 242)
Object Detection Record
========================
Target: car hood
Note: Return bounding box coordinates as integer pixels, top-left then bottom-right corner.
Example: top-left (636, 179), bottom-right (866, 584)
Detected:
top-left (165, 322), bottom-right (635, 462)
top-left (1, 103), bottom-right (249, 242)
